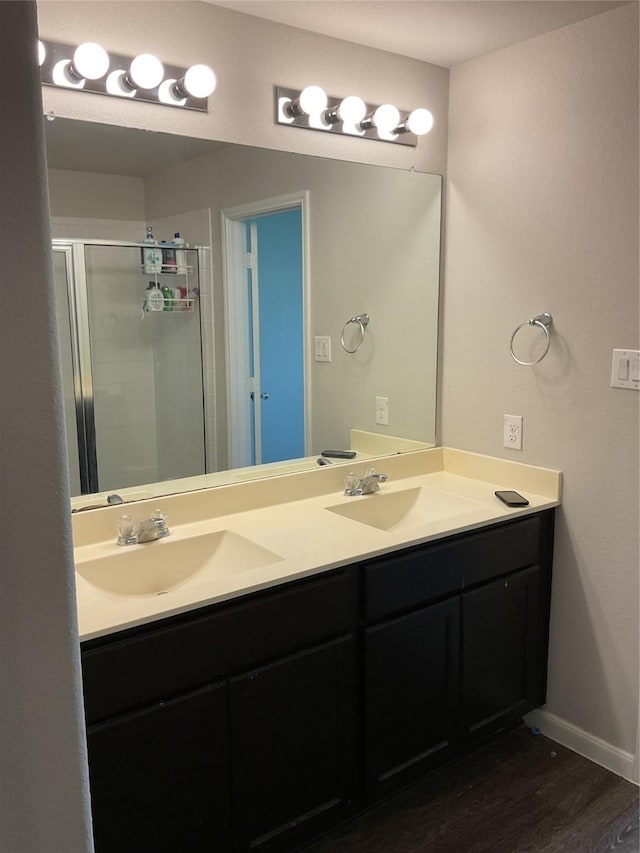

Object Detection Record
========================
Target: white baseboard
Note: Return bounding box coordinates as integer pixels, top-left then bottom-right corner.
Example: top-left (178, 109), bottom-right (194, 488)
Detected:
top-left (524, 709), bottom-right (638, 785)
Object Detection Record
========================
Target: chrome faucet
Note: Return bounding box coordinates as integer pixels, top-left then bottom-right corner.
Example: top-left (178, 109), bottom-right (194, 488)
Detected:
top-left (117, 509), bottom-right (170, 545)
top-left (344, 469), bottom-right (388, 496)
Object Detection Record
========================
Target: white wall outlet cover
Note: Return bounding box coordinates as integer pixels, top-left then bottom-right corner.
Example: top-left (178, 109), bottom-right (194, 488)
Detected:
top-left (503, 414), bottom-right (523, 450)
top-left (375, 395), bottom-right (389, 426)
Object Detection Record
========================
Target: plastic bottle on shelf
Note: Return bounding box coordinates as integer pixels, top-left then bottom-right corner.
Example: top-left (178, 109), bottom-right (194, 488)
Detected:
top-left (173, 232), bottom-right (187, 274)
top-left (161, 284), bottom-right (174, 311)
top-left (141, 226), bottom-right (162, 274)
top-left (145, 282), bottom-right (164, 312)
top-left (160, 241), bottom-right (177, 273)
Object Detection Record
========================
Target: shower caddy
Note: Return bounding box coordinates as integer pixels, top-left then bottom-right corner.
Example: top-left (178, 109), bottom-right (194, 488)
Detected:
top-left (141, 240), bottom-right (199, 313)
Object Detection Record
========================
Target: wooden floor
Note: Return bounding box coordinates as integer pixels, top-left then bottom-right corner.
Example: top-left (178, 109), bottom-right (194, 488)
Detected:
top-left (302, 727), bottom-right (639, 853)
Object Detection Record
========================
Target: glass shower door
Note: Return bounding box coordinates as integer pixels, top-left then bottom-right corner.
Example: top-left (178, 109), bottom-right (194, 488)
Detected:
top-left (52, 241), bottom-right (206, 496)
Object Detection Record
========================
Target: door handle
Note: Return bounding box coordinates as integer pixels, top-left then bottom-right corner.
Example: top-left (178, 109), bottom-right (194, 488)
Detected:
top-left (260, 392), bottom-right (270, 400)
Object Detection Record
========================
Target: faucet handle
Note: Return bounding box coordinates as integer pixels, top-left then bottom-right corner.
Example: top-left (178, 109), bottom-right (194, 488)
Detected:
top-left (344, 472), bottom-right (363, 497)
top-left (151, 508), bottom-right (170, 537)
top-left (117, 514), bottom-right (138, 546)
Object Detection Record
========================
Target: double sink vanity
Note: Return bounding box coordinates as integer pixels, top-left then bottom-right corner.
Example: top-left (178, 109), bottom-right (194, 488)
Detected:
top-left (73, 446), bottom-right (561, 852)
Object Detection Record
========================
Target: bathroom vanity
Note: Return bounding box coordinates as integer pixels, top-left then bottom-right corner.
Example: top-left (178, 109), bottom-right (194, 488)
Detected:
top-left (73, 448), bottom-right (560, 853)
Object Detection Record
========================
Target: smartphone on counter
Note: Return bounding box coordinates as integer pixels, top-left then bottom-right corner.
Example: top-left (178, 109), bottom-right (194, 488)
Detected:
top-left (494, 490), bottom-right (529, 507)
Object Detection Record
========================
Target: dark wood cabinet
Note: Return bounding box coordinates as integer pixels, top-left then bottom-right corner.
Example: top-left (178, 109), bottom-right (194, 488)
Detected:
top-left (365, 597), bottom-right (460, 796)
top-left (230, 635), bottom-right (357, 851)
top-left (87, 681), bottom-right (230, 853)
top-left (81, 510), bottom-right (554, 852)
top-left (461, 565), bottom-right (542, 740)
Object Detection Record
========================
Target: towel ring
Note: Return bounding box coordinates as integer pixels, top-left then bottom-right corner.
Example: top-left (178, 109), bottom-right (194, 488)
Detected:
top-left (509, 312), bottom-right (553, 365)
top-left (341, 313), bottom-right (370, 354)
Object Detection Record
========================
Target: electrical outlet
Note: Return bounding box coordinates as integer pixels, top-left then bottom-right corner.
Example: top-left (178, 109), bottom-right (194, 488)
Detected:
top-left (376, 396), bottom-right (389, 426)
top-left (503, 414), bottom-right (523, 450)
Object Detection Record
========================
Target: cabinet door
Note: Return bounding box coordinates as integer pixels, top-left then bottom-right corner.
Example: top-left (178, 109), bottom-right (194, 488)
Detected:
top-left (461, 565), bottom-right (541, 740)
top-left (365, 597), bottom-right (460, 797)
top-left (87, 681), bottom-right (230, 853)
top-left (230, 635), bottom-right (357, 852)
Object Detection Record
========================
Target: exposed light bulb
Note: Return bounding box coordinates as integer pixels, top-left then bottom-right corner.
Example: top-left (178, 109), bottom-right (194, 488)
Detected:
top-left (129, 54), bottom-right (164, 90)
top-left (337, 95), bottom-right (366, 125)
top-left (72, 42), bottom-right (109, 80)
top-left (159, 78), bottom-right (187, 106)
top-left (299, 85), bottom-right (327, 115)
top-left (53, 59), bottom-right (85, 89)
top-left (182, 64), bottom-right (216, 98)
top-left (38, 41), bottom-right (46, 67)
top-left (406, 108), bottom-right (434, 136)
top-left (106, 70), bottom-right (137, 98)
top-left (372, 104), bottom-right (400, 135)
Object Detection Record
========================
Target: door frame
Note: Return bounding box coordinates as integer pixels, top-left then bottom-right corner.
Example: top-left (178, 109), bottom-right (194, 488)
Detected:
top-left (221, 191), bottom-right (311, 469)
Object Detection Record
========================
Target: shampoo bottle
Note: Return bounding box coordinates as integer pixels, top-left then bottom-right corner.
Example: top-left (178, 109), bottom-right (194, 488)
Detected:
top-left (161, 241), bottom-right (177, 273)
top-left (174, 232), bottom-right (187, 274)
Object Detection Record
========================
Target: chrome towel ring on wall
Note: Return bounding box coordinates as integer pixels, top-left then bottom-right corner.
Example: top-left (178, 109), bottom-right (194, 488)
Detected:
top-left (341, 313), bottom-right (370, 353)
top-left (509, 312), bottom-right (554, 365)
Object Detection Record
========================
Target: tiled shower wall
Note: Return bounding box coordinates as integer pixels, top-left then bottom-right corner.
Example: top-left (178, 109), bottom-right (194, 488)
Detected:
top-left (84, 243), bottom-right (159, 491)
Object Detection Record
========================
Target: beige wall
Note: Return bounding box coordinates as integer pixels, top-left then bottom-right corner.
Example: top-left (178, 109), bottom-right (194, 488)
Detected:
top-left (144, 146), bottom-right (441, 468)
top-left (443, 3), bottom-right (639, 770)
top-left (47, 168), bottom-right (145, 221)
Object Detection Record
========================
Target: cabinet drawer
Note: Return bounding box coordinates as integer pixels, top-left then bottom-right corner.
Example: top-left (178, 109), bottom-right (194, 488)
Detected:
top-left (364, 516), bottom-right (540, 620)
top-left (82, 568), bottom-right (357, 724)
top-left (461, 516), bottom-right (540, 588)
top-left (364, 544), bottom-right (463, 621)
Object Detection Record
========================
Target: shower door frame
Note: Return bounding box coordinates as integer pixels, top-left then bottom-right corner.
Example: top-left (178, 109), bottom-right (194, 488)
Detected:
top-left (54, 240), bottom-right (99, 494)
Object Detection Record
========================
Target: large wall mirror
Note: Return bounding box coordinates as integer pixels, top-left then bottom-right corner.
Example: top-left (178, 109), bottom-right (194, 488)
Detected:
top-left (45, 119), bottom-right (441, 506)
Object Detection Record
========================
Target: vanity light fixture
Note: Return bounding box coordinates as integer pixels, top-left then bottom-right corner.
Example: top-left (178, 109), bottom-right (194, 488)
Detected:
top-left (276, 85), bottom-right (434, 147)
top-left (39, 39), bottom-right (217, 112)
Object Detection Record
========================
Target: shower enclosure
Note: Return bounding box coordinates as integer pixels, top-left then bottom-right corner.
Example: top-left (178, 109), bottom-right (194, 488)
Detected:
top-left (52, 240), bottom-right (207, 497)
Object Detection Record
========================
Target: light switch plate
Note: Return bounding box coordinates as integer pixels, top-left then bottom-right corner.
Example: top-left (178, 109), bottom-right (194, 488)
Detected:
top-left (611, 349), bottom-right (640, 390)
top-left (314, 336), bottom-right (331, 363)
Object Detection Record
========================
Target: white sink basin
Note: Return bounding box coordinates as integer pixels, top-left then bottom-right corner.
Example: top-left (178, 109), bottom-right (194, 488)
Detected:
top-left (325, 487), bottom-right (484, 532)
top-left (76, 530), bottom-right (283, 597)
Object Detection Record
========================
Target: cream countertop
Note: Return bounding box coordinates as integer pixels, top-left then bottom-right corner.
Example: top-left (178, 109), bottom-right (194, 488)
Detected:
top-left (73, 447), bottom-right (562, 641)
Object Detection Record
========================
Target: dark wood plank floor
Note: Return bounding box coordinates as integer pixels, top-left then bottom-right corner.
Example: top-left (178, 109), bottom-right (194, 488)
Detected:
top-left (302, 727), bottom-right (639, 852)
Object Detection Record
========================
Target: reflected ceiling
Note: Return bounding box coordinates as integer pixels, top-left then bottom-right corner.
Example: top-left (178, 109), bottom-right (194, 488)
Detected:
top-left (45, 120), bottom-right (226, 177)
